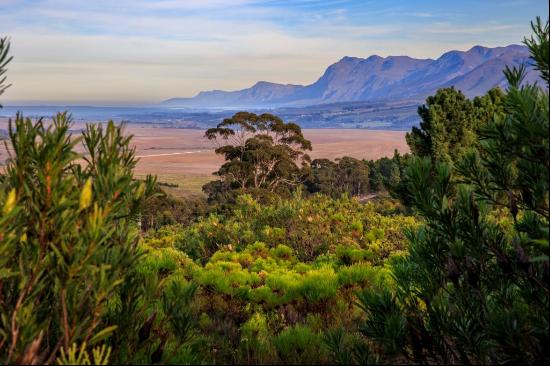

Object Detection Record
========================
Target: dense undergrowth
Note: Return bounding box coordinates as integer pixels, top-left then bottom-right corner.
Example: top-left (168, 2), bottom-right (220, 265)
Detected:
top-left (139, 194), bottom-right (418, 364)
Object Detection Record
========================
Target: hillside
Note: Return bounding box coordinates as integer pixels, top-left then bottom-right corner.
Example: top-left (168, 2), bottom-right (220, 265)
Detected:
top-left (163, 44), bottom-right (539, 108)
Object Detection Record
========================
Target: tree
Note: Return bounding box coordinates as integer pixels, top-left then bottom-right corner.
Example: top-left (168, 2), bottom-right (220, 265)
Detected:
top-left (204, 112), bottom-right (312, 200)
top-left (137, 184), bottom-right (209, 231)
top-left (524, 16), bottom-right (549, 83)
top-left (406, 87), bottom-right (504, 163)
top-left (358, 18), bottom-right (549, 364)
top-left (366, 150), bottom-right (410, 194)
top-left (305, 156), bottom-right (369, 198)
top-left (304, 158), bottom-right (338, 196)
top-left (0, 114), bottom-right (197, 364)
top-left (472, 87), bottom-right (506, 125)
top-left (0, 36), bottom-right (13, 107)
top-left (336, 157), bottom-right (369, 196)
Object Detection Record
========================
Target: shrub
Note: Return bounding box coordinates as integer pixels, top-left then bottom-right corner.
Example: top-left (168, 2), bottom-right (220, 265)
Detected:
top-left (299, 267), bottom-right (338, 304)
top-left (169, 193), bottom-right (417, 263)
top-left (240, 313), bottom-right (274, 363)
top-left (337, 263), bottom-right (376, 287)
top-left (0, 114), bottom-right (159, 363)
top-left (273, 325), bottom-right (325, 364)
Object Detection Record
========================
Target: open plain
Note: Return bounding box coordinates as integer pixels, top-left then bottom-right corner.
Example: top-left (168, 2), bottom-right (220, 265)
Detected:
top-left (0, 118), bottom-right (409, 197)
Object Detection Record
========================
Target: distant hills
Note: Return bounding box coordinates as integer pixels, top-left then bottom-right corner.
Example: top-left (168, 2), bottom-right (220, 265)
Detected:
top-left (163, 45), bottom-right (541, 108)
top-left (8, 44), bottom-right (538, 131)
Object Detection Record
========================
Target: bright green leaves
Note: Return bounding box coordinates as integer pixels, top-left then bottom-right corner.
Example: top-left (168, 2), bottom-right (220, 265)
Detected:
top-left (139, 193), bottom-right (416, 364)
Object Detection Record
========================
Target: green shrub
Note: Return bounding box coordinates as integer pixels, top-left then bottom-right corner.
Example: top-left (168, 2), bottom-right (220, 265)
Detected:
top-left (136, 189), bottom-right (418, 364)
top-left (335, 245), bottom-right (375, 265)
top-left (299, 267), bottom-right (338, 304)
top-left (0, 114), bottom-right (203, 364)
top-left (240, 312), bottom-right (274, 363)
top-left (273, 325), bottom-right (325, 364)
top-left (167, 193), bottom-right (417, 263)
top-left (337, 263), bottom-right (376, 287)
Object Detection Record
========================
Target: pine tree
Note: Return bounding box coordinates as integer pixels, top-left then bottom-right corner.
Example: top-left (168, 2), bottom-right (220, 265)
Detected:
top-left (406, 87), bottom-right (505, 164)
top-left (358, 17), bottom-right (549, 364)
top-left (0, 36), bottom-right (13, 106)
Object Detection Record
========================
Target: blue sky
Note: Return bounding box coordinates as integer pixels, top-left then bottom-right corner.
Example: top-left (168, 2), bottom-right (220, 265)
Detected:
top-left (0, 0), bottom-right (548, 104)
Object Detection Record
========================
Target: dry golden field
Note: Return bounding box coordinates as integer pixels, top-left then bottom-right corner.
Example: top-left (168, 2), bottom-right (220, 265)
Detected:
top-left (0, 119), bottom-right (409, 197)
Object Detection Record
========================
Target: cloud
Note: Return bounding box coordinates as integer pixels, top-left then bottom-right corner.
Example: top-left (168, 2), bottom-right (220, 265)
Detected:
top-left (0, 0), bottom-right (546, 104)
top-left (422, 22), bottom-right (521, 35)
top-left (411, 12), bottom-right (432, 18)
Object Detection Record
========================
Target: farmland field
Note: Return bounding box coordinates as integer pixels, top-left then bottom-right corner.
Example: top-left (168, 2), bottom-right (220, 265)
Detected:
top-left (0, 119), bottom-right (409, 197)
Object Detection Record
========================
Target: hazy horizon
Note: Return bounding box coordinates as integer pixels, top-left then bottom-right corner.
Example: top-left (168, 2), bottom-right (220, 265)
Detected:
top-left (1, 0), bottom-right (548, 105)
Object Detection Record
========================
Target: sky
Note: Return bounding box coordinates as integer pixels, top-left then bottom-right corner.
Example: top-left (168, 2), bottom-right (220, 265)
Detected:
top-left (0, 0), bottom-right (548, 105)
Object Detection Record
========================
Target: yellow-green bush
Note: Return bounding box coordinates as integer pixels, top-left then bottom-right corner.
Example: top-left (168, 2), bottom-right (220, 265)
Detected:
top-left (273, 325), bottom-right (326, 364)
top-left (156, 194), bottom-right (418, 263)
top-left (138, 193), bottom-right (418, 364)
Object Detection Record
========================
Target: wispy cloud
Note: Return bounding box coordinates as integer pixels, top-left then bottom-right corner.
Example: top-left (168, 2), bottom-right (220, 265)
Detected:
top-left (0, 0), bottom-right (547, 104)
top-left (422, 22), bottom-right (521, 35)
top-left (411, 12), bottom-right (432, 18)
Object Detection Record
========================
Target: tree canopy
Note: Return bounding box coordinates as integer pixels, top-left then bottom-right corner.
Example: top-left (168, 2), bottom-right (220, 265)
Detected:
top-left (305, 157), bottom-right (369, 198)
top-left (204, 112), bottom-right (312, 201)
top-left (406, 87), bottom-right (505, 163)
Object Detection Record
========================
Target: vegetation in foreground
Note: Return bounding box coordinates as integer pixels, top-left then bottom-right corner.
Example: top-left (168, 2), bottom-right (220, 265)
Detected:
top-left (0, 17), bottom-right (548, 365)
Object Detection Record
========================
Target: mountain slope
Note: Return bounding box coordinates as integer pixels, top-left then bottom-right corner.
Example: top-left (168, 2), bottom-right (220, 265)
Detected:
top-left (163, 44), bottom-right (539, 108)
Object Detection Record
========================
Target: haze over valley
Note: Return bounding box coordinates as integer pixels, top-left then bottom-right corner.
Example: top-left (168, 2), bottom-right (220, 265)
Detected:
top-left (2, 44), bottom-right (541, 130)
top-left (164, 44), bottom-right (540, 108)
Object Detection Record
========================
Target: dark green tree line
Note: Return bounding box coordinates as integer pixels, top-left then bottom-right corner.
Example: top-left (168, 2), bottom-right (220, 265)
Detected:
top-left (305, 156), bottom-right (369, 198)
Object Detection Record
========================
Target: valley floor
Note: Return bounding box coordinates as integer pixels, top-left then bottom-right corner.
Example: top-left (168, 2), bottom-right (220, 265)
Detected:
top-left (0, 119), bottom-right (409, 197)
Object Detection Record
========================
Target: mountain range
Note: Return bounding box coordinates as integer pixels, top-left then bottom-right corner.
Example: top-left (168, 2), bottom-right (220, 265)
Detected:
top-left (162, 44), bottom-right (540, 108)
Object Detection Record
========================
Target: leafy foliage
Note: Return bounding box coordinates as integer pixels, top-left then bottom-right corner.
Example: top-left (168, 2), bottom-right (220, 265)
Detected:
top-left (153, 193), bottom-right (416, 262)
top-left (204, 112), bottom-right (312, 203)
top-left (305, 157), bottom-right (369, 198)
top-left (141, 195), bottom-right (416, 364)
top-left (358, 19), bottom-right (549, 364)
top-left (0, 114), bottom-right (200, 365)
top-left (0, 36), bottom-right (13, 106)
top-left (406, 87), bottom-right (505, 163)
